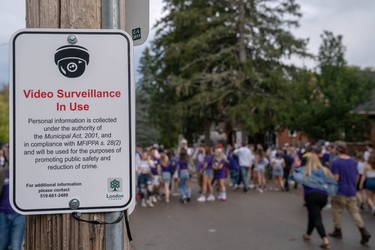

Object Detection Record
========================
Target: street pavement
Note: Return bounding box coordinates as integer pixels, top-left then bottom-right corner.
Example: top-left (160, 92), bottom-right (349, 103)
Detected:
top-left (129, 180), bottom-right (375, 250)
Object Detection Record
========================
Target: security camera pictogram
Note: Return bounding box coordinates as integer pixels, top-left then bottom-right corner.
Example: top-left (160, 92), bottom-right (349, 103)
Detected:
top-left (54, 45), bottom-right (90, 78)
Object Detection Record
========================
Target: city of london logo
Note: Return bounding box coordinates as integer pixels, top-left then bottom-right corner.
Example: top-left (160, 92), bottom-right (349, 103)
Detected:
top-left (108, 178), bottom-right (122, 192)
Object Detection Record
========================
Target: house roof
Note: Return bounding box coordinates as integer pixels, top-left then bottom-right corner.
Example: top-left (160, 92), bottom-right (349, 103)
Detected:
top-left (352, 70), bottom-right (375, 115)
top-left (352, 91), bottom-right (375, 115)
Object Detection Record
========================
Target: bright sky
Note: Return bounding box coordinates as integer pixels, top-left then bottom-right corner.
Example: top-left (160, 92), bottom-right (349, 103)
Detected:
top-left (1, 0), bottom-right (375, 85)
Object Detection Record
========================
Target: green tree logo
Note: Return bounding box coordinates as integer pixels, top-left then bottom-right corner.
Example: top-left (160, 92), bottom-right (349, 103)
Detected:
top-left (110, 179), bottom-right (120, 191)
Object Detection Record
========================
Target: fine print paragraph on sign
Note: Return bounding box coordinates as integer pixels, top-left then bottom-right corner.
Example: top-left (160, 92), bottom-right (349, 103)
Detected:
top-left (23, 116), bottom-right (122, 198)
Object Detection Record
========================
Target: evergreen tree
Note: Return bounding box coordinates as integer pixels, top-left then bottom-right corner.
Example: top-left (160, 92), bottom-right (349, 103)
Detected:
top-left (0, 85), bottom-right (9, 143)
top-left (136, 48), bottom-right (160, 147)
top-left (145, 0), bottom-right (309, 145)
top-left (227, 0), bottom-right (309, 135)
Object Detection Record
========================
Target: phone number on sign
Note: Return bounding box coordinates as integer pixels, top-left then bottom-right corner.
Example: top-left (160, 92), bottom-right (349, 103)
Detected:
top-left (40, 193), bottom-right (68, 198)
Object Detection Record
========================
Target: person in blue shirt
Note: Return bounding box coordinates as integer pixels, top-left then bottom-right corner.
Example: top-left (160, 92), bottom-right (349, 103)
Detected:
top-left (300, 153), bottom-right (334, 249)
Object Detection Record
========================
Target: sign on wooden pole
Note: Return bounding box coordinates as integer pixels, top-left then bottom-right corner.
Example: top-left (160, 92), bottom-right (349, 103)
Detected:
top-left (10, 29), bottom-right (135, 215)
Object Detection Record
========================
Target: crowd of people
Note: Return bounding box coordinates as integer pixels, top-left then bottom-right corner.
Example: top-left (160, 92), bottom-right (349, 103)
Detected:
top-left (1, 138), bottom-right (375, 248)
top-left (135, 139), bottom-right (375, 247)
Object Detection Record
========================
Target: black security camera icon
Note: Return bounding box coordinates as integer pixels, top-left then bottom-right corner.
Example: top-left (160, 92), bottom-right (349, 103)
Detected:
top-left (54, 45), bottom-right (90, 78)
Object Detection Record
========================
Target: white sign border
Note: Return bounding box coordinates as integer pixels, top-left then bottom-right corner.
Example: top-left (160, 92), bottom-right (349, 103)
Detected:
top-left (9, 29), bottom-right (136, 215)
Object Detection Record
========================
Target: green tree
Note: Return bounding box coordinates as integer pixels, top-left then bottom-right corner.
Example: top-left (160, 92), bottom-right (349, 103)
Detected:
top-left (227, 0), bottom-right (308, 135)
top-left (146, 0), bottom-right (308, 145)
top-left (136, 48), bottom-right (161, 147)
top-left (0, 85), bottom-right (9, 143)
top-left (292, 31), bottom-right (375, 141)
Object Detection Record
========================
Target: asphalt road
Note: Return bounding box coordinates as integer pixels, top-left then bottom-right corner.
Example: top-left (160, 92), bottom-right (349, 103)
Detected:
top-left (129, 180), bottom-right (375, 250)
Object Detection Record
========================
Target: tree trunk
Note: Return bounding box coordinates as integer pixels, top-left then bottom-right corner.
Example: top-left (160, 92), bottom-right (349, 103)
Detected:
top-left (225, 122), bottom-right (234, 146)
top-left (25, 1), bottom-right (127, 249)
top-left (237, 0), bottom-right (246, 63)
top-left (204, 121), bottom-right (212, 147)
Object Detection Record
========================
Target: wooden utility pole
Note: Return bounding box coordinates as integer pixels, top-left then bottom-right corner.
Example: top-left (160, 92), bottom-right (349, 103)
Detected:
top-left (25, 1), bottom-right (128, 249)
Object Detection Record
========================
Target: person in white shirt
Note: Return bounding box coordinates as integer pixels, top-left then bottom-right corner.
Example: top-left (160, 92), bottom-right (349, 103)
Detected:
top-left (233, 143), bottom-right (254, 192)
top-left (364, 143), bottom-right (373, 162)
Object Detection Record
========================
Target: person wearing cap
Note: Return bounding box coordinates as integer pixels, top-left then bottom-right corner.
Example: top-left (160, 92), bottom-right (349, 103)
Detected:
top-left (364, 142), bottom-right (373, 163)
top-left (329, 141), bottom-right (371, 245)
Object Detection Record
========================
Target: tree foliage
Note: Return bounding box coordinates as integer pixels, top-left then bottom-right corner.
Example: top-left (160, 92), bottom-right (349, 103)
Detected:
top-left (143, 0), bottom-right (309, 145)
top-left (138, 2), bottom-right (374, 146)
top-left (291, 31), bottom-right (375, 141)
top-left (0, 85), bottom-right (9, 143)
